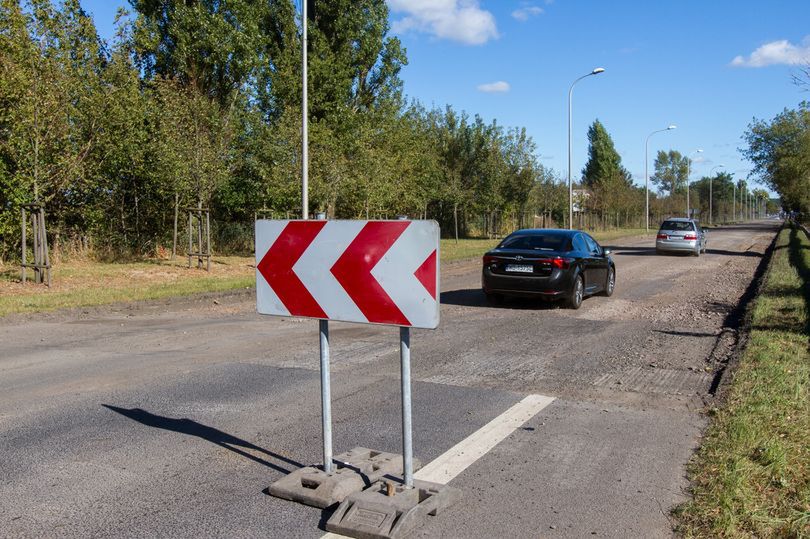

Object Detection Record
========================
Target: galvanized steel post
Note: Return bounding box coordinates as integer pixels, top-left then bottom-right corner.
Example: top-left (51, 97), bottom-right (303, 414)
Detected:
top-left (319, 319), bottom-right (333, 474)
top-left (400, 326), bottom-right (414, 488)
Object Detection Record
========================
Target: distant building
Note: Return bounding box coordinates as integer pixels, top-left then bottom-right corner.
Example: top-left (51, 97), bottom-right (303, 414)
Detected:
top-left (572, 188), bottom-right (591, 213)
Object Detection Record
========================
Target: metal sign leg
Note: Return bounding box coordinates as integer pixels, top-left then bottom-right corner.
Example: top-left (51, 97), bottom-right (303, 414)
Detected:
top-left (400, 326), bottom-right (414, 488)
top-left (320, 319), bottom-right (334, 474)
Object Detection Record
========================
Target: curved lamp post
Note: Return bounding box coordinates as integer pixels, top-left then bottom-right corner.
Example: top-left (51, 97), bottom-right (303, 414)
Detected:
top-left (732, 177), bottom-right (736, 222)
top-left (568, 67), bottom-right (605, 229)
top-left (644, 125), bottom-right (676, 232)
top-left (686, 149), bottom-right (703, 218)
top-left (709, 164), bottom-right (725, 225)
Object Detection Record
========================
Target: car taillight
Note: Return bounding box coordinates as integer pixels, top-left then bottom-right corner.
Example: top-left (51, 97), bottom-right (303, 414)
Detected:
top-left (483, 255), bottom-right (495, 265)
top-left (656, 233), bottom-right (668, 239)
top-left (552, 257), bottom-right (572, 269)
top-left (683, 234), bottom-right (697, 240)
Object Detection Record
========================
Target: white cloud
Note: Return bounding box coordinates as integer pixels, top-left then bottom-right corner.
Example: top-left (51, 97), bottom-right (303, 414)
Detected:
top-left (731, 36), bottom-right (810, 67)
top-left (387, 0), bottom-right (498, 45)
top-left (477, 81), bottom-right (510, 93)
top-left (512, 6), bottom-right (544, 21)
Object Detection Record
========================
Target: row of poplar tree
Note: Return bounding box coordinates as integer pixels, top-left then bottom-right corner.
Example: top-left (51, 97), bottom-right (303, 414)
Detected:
top-left (0, 0), bottom-right (557, 260)
top-left (0, 0), bottom-right (770, 262)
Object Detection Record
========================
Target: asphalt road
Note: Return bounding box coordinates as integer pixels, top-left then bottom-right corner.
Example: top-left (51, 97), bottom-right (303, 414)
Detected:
top-left (0, 221), bottom-right (779, 538)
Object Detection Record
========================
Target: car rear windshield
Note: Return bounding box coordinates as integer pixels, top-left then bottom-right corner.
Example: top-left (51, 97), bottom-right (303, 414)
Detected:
top-left (498, 234), bottom-right (569, 251)
top-left (659, 220), bottom-right (695, 231)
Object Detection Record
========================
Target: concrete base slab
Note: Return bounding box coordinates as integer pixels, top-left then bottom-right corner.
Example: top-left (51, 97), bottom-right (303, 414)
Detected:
top-left (269, 447), bottom-right (420, 508)
top-left (325, 479), bottom-right (461, 539)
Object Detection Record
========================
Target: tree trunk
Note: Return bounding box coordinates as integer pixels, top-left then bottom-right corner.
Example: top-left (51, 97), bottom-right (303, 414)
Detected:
top-left (171, 191), bottom-right (179, 260)
top-left (453, 203), bottom-right (459, 244)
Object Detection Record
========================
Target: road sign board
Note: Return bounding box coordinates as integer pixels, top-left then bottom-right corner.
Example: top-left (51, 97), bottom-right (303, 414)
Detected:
top-left (256, 220), bottom-right (440, 329)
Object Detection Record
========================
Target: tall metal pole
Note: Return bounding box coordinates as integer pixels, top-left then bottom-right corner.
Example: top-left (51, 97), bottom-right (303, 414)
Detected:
top-left (709, 165), bottom-right (724, 226)
top-left (686, 159), bottom-right (690, 218)
top-left (733, 182), bottom-right (736, 222)
top-left (687, 149), bottom-right (702, 218)
top-left (400, 326), bottom-right (414, 488)
top-left (301, 0), bottom-right (309, 220)
top-left (567, 68), bottom-right (604, 230)
top-left (645, 136), bottom-right (649, 232)
top-left (645, 126), bottom-right (675, 233)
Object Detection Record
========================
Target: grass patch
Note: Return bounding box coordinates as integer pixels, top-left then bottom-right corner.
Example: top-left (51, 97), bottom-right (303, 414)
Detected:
top-left (674, 225), bottom-right (810, 538)
top-left (0, 257), bottom-right (255, 317)
top-left (1, 228), bottom-right (649, 316)
top-left (440, 238), bottom-right (500, 262)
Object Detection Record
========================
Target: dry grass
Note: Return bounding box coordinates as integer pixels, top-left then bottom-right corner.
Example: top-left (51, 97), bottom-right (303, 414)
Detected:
top-left (1, 228), bottom-right (650, 316)
top-left (0, 256), bottom-right (255, 316)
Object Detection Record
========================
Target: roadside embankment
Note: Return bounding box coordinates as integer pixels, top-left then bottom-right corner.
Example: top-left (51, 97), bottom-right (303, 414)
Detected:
top-left (675, 223), bottom-right (809, 537)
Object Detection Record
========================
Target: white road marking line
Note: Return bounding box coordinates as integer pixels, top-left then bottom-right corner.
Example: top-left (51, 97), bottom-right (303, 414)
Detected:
top-left (320, 393), bottom-right (555, 538)
top-left (414, 393), bottom-right (555, 484)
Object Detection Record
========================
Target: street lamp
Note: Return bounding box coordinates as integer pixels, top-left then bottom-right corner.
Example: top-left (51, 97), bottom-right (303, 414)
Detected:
top-left (644, 125), bottom-right (676, 232)
top-left (568, 67), bottom-right (605, 229)
top-left (732, 179), bottom-right (736, 222)
top-left (709, 164), bottom-right (725, 225)
top-left (686, 149), bottom-right (703, 218)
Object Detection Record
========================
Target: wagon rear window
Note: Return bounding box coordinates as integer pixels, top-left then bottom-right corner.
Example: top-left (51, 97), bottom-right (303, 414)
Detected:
top-left (660, 221), bottom-right (695, 231)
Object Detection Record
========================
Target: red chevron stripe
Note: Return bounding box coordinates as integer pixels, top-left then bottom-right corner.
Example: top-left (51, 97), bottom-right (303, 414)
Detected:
top-left (331, 221), bottom-right (411, 326)
top-left (257, 221), bottom-right (327, 318)
top-left (414, 249), bottom-right (437, 300)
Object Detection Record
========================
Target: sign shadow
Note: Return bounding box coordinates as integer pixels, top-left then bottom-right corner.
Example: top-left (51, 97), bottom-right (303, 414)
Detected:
top-left (102, 404), bottom-right (303, 475)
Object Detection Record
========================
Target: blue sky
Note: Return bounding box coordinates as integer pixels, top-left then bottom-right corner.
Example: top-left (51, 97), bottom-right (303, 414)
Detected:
top-left (83, 0), bottom-right (810, 195)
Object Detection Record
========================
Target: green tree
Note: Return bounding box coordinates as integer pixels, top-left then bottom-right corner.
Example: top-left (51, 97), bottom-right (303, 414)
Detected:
top-left (651, 150), bottom-right (688, 195)
top-left (742, 103), bottom-right (810, 216)
top-left (130, 0), bottom-right (265, 106)
top-left (0, 0), bottom-right (105, 257)
top-left (581, 119), bottom-right (633, 218)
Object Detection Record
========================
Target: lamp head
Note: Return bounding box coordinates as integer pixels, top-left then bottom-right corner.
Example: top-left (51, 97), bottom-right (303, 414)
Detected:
top-left (667, 125), bottom-right (677, 130)
top-left (592, 67), bottom-right (605, 74)
top-left (696, 149), bottom-right (703, 153)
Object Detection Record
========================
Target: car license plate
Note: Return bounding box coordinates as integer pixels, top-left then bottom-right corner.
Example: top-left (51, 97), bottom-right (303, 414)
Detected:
top-left (505, 264), bottom-right (533, 273)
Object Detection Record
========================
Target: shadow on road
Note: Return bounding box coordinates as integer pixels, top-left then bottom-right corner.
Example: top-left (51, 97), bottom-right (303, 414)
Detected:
top-left (654, 329), bottom-right (717, 338)
top-left (610, 244), bottom-right (761, 258)
top-left (102, 404), bottom-right (302, 474)
top-left (705, 249), bottom-right (762, 258)
top-left (610, 246), bottom-right (659, 256)
top-left (440, 288), bottom-right (559, 310)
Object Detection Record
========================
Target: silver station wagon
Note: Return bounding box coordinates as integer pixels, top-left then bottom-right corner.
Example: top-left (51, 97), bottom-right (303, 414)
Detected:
top-left (655, 217), bottom-right (707, 256)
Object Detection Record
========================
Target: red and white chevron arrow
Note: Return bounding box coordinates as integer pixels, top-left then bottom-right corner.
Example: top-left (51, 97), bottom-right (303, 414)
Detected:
top-left (255, 220), bottom-right (440, 329)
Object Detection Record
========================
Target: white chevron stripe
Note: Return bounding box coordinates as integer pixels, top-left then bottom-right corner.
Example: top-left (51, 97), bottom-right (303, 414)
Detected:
top-left (371, 221), bottom-right (439, 329)
top-left (255, 220), bottom-right (291, 317)
top-left (295, 220), bottom-right (367, 323)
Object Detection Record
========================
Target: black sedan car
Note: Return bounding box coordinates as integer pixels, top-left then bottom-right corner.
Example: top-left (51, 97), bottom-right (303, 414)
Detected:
top-left (481, 229), bottom-right (615, 309)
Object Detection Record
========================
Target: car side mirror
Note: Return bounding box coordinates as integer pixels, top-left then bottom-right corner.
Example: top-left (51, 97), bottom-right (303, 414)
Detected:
top-left (702, 228), bottom-right (708, 233)
top-left (603, 249), bottom-right (611, 257)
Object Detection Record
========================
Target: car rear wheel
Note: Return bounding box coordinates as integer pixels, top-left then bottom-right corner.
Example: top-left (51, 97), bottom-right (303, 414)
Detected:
top-left (692, 246), bottom-right (700, 257)
top-left (567, 275), bottom-right (584, 309)
top-left (602, 267), bottom-right (615, 297)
